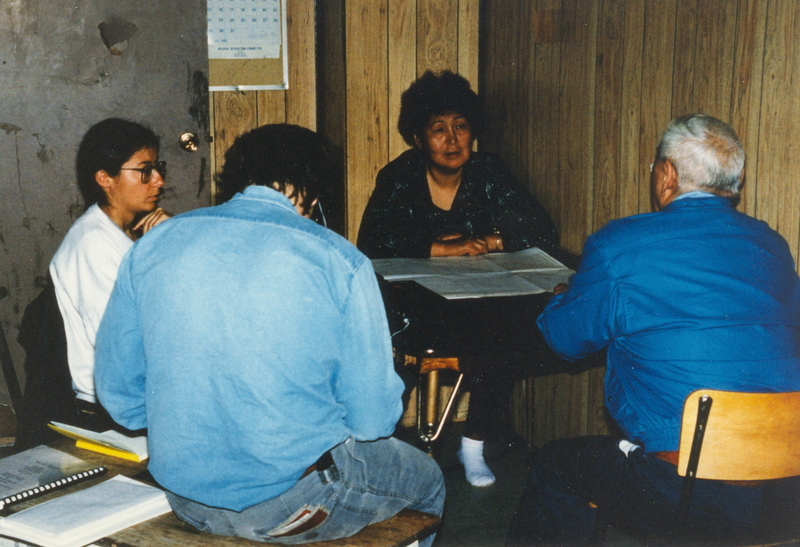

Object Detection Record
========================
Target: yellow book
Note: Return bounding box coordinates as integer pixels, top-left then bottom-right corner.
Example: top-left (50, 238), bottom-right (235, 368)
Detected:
top-left (48, 422), bottom-right (149, 463)
top-left (74, 439), bottom-right (147, 463)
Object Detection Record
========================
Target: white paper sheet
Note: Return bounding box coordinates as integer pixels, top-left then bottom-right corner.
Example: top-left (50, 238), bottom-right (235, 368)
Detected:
top-left (372, 247), bottom-right (574, 299)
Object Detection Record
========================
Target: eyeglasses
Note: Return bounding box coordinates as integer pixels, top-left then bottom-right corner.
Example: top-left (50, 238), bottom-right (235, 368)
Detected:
top-left (119, 161), bottom-right (167, 184)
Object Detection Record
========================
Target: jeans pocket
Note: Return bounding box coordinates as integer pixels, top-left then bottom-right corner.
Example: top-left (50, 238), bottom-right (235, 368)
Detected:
top-left (255, 479), bottom-right (343, 544)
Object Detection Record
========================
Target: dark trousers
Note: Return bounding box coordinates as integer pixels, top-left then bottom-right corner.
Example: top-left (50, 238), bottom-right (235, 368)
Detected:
top-left (506, 435), bottom-right (800, 546)
top-left (461, 358), bottom-right (517, 440)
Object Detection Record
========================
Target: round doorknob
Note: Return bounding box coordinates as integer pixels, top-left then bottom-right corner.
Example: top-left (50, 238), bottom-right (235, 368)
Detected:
top-left (179, 132), bottom-right (199, 152)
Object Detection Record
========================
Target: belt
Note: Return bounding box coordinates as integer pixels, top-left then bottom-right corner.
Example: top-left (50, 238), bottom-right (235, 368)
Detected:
top-left (652, 451), bottom-right (764, 487)
top-left (300, 449), bottom-right (336, 480)
top-left (652, 451), bottom-right (679, 466)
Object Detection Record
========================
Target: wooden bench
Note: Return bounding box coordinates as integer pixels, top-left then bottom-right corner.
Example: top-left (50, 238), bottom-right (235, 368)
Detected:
top-left (19, 440), bottom-right (440, 547)
top-left (97, 508), bottom-right (440, 547)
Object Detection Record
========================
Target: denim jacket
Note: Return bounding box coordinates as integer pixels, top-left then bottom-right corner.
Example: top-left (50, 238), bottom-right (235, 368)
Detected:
top-left (96, 186), bottom-right (403, 511)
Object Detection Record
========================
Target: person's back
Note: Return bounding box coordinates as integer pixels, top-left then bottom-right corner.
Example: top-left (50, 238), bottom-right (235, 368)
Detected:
top-left (509, 114), bottom-right (800, 545)
top-left (543, 194), bottom-right (800, 451)
top-left (112, 188), bottom-right (397, 507)
top-left (96, 124), bottom-right (444, 545)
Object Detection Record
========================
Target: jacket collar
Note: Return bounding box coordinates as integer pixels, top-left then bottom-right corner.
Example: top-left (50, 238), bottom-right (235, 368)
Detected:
top-left (234, 185), bottom-right (296, 212)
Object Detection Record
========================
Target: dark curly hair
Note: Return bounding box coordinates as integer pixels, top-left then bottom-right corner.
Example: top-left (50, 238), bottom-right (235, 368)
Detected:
top-left (397, 70), bottom-right (484, 147)
top-left (214, 124), bottom-right (333, 214)
top-left (75, 118), bottom-right (160, 208)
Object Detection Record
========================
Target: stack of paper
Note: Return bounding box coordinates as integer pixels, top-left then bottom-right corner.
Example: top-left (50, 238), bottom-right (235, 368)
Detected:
top-left (372, 247), bottom-right (574, 299)
top-left (0, 445), bottom-right (105, 512)
top-left (48, 423), bottom-right (148, 463)
top-left (0, 475), bottom-right (171, 547)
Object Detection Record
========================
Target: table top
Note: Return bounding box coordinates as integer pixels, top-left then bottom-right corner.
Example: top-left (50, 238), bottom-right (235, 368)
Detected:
top-left (3, 439), bottom-right (439, 547)
top-left (377, 249), bottom-right (602, 374)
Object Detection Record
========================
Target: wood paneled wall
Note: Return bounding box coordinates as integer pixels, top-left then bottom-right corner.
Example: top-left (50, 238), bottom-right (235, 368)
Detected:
top-left (209, 0), bottom-right (317, 199)
top-left (318, 0), bottom-right (480, 239)
top-left (482, 0), bottom-right (800, 446)
top-left (211, 1), bottom-right (800, 450)
top-left (213, 0), bottom-right (479, 235)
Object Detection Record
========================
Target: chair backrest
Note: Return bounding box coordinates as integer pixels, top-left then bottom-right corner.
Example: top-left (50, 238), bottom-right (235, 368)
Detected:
top-left (0, 286), bottom-right (23, 414)
top-left (14, 279), bottom-right (75, 451)
top-left (677, 389), bottom-right (800, 481)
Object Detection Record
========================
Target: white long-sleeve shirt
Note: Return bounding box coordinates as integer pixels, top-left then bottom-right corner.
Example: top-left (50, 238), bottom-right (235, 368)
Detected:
top-left (50, 204), bottom-right (132, 402)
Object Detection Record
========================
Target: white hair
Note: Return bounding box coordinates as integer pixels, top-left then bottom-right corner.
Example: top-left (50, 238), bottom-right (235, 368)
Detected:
top-left (655, 114), bottom-right (745, 197)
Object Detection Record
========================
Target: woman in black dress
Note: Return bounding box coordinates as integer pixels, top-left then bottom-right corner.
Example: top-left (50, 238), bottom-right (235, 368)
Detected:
top-left (358, 71), bottom-right (558, 487)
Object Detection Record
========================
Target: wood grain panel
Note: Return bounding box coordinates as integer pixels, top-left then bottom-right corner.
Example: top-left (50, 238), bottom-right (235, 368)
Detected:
top-left (691, 0), bottom-right (737, 120)
top-left (638, 0), bottom-right (677, 213)
top-left (256, 91), bottom-right (287, 125)
top-left (551, 373), bottom-right (587, 439)
top-left (557, 0), bottom-right (598, 253)
top-left (505, 1), bottom-right (525, 179)
top-left (530, 0), bottom-right (563, 241)
top-left (316, 0), bottom-right (346, 151)
top-left (593, 0), bottom-right (625, 231)
top-left (756, 0), bottom-right (800, 260)
top-left (211, 91), bottom-right (258, 199)
top-left (618, 0), bottom-right (645, 219)
top-left (345, 0), bottom-right (389, 241)
top-left (533, 374), bottom-right (558, 444)
top-left (671, 0), bottom-right (698, 117)
top-left (730, 0), bottom-right (767, 218)
top-left (388, 0), bottom-right (417, 162)
top-left (417, 0), bottom-right (458, 74)
top-left (457, 0), bottom-right (480, 89)
top-left (517, 1), bottom-right (538, 195)
top-left (285, 0), bottom-right (317, 129)
top-left (479, 1), bottom-right (516, 164)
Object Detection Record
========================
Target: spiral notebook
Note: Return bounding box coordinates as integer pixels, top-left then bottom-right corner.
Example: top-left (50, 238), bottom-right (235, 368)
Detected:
top-left (0, 475), bottom-right (171, 547)
top-left (0, 445), bottom-right (107, 512)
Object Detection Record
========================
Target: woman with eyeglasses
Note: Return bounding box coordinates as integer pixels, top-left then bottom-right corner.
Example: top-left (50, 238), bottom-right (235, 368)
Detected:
top-left (358, 72), bottom-right (558, 488)
top-left (49, 118), bottom-right (171, 431)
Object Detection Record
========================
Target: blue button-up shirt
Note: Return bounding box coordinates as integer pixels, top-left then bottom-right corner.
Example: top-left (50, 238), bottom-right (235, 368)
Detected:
top-left (95, 185), bottom-right (404, 511)
top-left (538, 195), bottom-right (800, 452)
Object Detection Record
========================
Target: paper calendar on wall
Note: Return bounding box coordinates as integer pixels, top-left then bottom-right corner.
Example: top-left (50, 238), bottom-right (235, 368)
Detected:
top-left (207, 0), bottom-right (288, 90)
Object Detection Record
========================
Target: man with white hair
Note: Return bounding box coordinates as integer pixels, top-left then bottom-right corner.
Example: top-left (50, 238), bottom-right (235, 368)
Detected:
top-left (507, 113), bottom-right (800, 545)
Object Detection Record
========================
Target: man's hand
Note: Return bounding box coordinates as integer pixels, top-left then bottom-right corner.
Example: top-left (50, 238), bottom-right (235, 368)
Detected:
top-left (133, 208), bottom-right (172, 237)
top-left (553, 283), bottom-right (569, 295)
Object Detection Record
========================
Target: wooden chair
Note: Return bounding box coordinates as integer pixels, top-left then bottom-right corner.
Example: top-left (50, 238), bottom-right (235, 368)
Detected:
top-left (676, 389), bottom-right (800, 538)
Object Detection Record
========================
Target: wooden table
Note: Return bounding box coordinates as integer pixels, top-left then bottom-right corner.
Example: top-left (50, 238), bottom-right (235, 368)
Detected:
top-left (3, 439), bottom-right (440, 547)
top-left (376, 249), bottom-right (603, 446)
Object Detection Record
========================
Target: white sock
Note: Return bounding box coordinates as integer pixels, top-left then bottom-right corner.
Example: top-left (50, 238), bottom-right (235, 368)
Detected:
top-left (457, 436), bottom-right (496, 487)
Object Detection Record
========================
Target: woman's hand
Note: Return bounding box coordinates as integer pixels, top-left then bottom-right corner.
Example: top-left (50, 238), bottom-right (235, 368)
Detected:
top-left (478, 233), bottom-right (504, 253)
top-left (133, 207), bottom-right (172, 237)
top-left (431, 233), bottom-right (488, 257)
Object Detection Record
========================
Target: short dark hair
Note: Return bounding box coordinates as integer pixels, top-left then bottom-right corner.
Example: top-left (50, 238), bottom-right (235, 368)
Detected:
top-left (397, 70), bottom-right (484, 147)
top-left (214, 124), bottom-right (333, 214)
top-left (75, 118), bottom-right (160, 207)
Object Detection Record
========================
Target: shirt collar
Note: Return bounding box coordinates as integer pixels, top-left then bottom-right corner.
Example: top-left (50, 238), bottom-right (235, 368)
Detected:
top-left (237, 185), bottom-right (296, 211)
top-left (673, 190), bottom-right (717, 201)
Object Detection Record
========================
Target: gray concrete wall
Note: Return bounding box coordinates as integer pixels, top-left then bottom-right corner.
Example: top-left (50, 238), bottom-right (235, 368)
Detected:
top-left (0, 0), bottom-right (210, 404)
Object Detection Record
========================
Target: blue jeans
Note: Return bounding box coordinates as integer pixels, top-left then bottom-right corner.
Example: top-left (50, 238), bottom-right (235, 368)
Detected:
top-left (166, 436), bottom-right (445, 545)
top-left (506, 435), bottom-right (789, 545)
